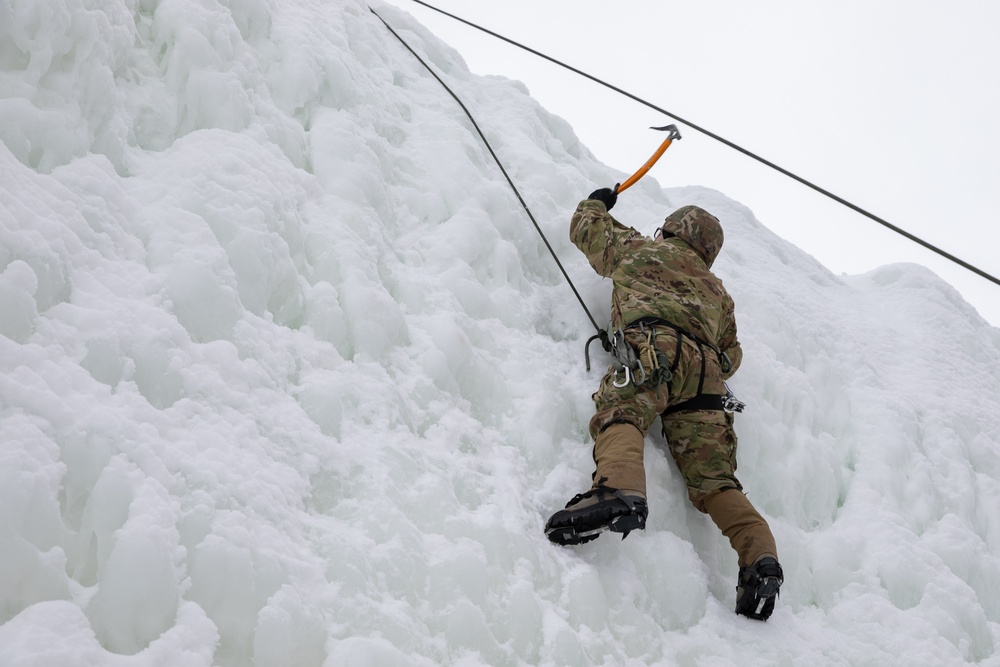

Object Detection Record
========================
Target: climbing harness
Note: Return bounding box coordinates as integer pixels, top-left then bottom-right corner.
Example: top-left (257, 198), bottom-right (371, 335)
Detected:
top-left (607, 324), bottom-right (673, 388)
top-left (603, 316), bottom-right (749, 412)
top-left (602, 320), bottom-right (681, 390)
top-left (659, 382), bottom-right (746, 418)
top-left (627, 317), bottom-right (723, 382)
top-left (402, 0), bottom-right (1000, 289)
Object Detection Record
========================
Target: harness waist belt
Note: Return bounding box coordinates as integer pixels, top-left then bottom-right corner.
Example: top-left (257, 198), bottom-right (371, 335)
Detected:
top-left (625, 316), bottom-right (718, 352)
top-left (626, 315), bottom-right (733, 376)
top-left (662, 394), bottom-right (725, 415)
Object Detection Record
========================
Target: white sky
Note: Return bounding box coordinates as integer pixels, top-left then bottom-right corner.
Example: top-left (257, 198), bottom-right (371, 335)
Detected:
top-left (384, 0), bottom-right (1000, 327)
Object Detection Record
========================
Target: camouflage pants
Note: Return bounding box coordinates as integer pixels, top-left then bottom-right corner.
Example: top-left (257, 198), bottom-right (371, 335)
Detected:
top-left (589, 327), bottom-right (742, 512)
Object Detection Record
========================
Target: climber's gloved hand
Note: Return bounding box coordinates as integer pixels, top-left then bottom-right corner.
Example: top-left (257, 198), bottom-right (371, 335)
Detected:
top-left (588, 186), bottom-right (617, 211)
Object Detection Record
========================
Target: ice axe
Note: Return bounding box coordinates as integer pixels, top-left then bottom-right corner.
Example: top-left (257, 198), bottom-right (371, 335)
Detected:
top-left (614, 124), bottom-right (682, 195)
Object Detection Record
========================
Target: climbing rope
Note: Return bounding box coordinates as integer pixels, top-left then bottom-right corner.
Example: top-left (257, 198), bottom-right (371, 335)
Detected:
top-left (370, 6), bottom-right (602, 333)
top-left (401, 0), bottom-right (1000, 289)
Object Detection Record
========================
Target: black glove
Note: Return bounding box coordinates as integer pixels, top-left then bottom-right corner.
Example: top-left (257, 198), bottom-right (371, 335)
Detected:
top-left (588, 187), bottom-right (617, 211)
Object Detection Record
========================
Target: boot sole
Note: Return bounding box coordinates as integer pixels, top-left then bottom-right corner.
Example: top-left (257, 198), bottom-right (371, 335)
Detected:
top-left (545, 525), bottom-right (604, 545)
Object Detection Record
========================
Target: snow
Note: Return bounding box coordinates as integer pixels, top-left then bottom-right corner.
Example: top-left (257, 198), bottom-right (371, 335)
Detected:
top-left (2, 0), bottom-right (999, 665)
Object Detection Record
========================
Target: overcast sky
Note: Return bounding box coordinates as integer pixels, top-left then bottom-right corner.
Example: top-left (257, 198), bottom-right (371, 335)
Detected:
top-left (383, 0), bottom-right (1000, 327)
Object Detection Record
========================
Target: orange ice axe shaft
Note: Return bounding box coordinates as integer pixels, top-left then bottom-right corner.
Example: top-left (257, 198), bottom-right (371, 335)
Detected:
top-left (614, 124), bottom-right (682, 195)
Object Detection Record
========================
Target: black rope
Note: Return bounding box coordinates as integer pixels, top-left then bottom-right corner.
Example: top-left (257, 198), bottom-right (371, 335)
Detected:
top-left (370, 7), bottom-right (602, 332)
top-left (403, 0), bottom-right (1000, 289)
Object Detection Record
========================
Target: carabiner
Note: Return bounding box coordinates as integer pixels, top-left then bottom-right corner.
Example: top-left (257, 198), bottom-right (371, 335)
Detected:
top-left (723, 382), bottom-right (746, 413)
top-left (613, 365), bottom-right (632, 388)
top-left (632, 362), bottom-right (647, 386)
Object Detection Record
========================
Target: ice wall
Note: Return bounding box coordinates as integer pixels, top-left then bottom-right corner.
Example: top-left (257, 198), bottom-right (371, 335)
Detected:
top-left (1, 1), bottom-right (999, 665)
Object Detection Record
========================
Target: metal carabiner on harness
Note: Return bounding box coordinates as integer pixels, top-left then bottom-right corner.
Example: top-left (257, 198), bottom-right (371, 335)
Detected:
top-left (610, 328), bottom-right (646, 387)
top-left (723, 382), bottom-right (746, 413)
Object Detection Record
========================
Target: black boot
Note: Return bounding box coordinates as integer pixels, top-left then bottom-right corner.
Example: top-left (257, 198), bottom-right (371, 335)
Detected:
top-left (735, 557), bottom-right (783, 620)
top-left (545, 484), bottom-right (647, 545)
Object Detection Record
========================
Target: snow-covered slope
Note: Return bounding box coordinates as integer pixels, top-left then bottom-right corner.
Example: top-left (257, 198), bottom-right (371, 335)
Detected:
top-left (2, 1), bottom-right (999, 665)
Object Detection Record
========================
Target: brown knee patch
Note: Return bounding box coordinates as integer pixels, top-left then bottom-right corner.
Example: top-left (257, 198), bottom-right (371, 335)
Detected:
top-left (592, 422), bottom-right (647, 496)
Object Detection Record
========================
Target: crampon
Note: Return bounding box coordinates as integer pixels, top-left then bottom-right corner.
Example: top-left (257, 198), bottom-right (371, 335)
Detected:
top-left (735, 557), bottom-right (783, 621)
top-left (544, 484), bottom-right (647, 545)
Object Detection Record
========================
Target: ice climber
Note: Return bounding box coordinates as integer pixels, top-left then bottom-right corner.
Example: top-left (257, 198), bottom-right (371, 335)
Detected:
top-left (544, 187), bottom-right (784, 621)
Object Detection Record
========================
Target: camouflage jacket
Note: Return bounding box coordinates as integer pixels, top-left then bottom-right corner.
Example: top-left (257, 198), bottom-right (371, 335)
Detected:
top-left (569, 199), bottom-right (742, 378)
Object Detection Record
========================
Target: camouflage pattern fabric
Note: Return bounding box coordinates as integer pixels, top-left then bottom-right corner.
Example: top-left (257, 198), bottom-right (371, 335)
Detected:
top-left (572, 199), bottom-right (745, 509)
top-left (661, 205), bottom-right (725, 269)
top-left (588, 327), bottom-right (742, 509)
top-left (661, 409), bottom-right (741, 511)
top-left (570, 200), bottom-right (741, 374)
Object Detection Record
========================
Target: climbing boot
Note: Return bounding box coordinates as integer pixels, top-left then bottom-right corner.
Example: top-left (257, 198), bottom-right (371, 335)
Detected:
top-left (545, 484), bottom-right (647, 545)
top-left (735, 556), bottom-right (783, 621)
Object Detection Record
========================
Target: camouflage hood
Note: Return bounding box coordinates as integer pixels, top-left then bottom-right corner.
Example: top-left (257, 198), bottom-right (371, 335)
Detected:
top-left (661, 205), bottom-right (724, 268)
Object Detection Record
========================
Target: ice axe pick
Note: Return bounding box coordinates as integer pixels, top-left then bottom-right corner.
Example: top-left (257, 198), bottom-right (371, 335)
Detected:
top-left (614, 124), bottom-right (682, 195)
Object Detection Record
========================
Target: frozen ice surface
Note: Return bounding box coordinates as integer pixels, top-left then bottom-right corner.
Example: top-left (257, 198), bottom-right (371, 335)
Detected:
top-left (1, 1), bottom-right (999, 665)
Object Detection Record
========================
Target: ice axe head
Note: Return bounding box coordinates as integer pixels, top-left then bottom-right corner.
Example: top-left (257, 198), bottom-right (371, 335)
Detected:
top-left (651, 124), bottom-right (682, 141)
